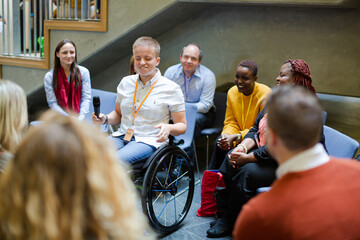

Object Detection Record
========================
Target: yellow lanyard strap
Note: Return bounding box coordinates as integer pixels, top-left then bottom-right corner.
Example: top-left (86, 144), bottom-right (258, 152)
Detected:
top-left (132, 78), bottom-right (159, 124)
top-left (241, 93), bottom-right (253, 130)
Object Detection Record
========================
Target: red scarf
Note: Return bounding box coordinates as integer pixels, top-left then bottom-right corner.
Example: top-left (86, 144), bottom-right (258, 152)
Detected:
top-left (54, 66), bottom-right (82, 114)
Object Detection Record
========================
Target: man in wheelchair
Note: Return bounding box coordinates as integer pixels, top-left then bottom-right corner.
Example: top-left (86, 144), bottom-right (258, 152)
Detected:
top-left (92, 36), bottom-right (186, 166)
top-left (93, 37), bottom-right (194, 233)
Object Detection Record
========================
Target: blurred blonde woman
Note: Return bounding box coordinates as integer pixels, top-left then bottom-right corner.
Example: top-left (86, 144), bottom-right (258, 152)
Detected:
top-left (0, 111), bottom-right (153, 240)
top-left (0, 80), bottom-right (28, 172)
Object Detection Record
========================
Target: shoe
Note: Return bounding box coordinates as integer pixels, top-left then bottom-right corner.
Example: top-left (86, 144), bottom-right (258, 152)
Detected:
top-left (206, 219), bottom-right (232, 238)
top-left (209, 219), bottom-right (218, 228)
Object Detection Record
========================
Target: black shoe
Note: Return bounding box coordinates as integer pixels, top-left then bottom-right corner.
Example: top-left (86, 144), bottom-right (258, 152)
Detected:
top-left (209, 219), bottom-right (218, 228)
top-left (206, 219), bottom-right (232, 238)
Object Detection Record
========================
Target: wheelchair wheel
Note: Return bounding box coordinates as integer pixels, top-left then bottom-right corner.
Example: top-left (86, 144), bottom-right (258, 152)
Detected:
top-left (141, 145), bottom-right (194, 233)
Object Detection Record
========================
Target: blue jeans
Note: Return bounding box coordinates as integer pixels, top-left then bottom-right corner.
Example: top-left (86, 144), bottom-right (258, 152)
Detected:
top-left (110, 135), bottom-right (156, 165)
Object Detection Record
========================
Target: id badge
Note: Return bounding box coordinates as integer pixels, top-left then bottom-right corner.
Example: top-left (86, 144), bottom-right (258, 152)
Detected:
top-left (124, 128), bottom-right (134, 142)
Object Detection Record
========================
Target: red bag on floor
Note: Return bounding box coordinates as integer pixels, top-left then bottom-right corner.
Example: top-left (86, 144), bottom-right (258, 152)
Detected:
top-left (196, 170), bottom-right (225, 217)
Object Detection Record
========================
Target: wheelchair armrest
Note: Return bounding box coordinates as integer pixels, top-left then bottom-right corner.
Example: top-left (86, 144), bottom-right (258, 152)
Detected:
top-left (169, 135), bottom-right (185, 146)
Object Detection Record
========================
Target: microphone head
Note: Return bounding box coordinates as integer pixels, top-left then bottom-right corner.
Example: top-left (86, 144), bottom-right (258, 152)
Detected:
top-left (93, 96), bottom-right (100, 107)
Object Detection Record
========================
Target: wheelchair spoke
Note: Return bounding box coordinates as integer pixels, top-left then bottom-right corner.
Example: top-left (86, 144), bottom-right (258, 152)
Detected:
top-left (175, 157), bottom-right (184, 186)
top-left (155, 176), bottom-right (166, 188)
top-left (155, 187), bottom-right (189, 224)
top-left (173, 193), bottom-right (177, 222)
top-left (168, 187), bottom-right (190, 201)
top-left (157, 193), bottom-right (172, 221)
top-left (163, 154), bottom-right (174, 183)
top-left (167, 171), bottom-right (189, 187)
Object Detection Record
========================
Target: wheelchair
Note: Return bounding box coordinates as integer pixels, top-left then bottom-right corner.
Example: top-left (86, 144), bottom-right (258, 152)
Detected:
top-left (86, 92), bottom-right (197, 233)
top-left (131, 136), bottom-right (195, 234)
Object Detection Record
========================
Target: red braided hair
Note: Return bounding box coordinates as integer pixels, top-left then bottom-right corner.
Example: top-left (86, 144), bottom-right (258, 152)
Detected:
top-left (286, 59), bottom-right (316, 95)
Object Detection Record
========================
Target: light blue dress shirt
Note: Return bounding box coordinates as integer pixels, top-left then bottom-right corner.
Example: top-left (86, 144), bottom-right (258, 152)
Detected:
top-left (164, 63), bottom-right (216, 114)
top-left (44, 65), bottom-right (91, 120)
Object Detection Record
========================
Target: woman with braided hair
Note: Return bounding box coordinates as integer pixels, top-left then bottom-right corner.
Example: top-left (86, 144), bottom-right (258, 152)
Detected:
top-left (207, 59), bottom-right (324, 238)
top-left (277, 59), bottom-right (316, 94)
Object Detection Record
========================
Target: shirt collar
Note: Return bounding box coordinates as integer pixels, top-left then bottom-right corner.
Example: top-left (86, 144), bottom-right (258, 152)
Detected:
top-left (138, 68), bottom-right (161, 86)
top-left (276, 143), bottom-right (330, 179)
top-left (179, 64), bottom-right (201, 79)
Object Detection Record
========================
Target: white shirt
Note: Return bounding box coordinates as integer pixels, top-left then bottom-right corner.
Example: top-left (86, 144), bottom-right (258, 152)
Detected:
top-left (113, 69), bottom-right (185, 148)
top-left (276, 143), bottom-right (330, 179)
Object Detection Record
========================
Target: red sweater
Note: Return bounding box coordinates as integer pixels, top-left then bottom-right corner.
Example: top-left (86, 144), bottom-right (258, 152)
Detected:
top-left (233, 158), bottom-right (360, 240)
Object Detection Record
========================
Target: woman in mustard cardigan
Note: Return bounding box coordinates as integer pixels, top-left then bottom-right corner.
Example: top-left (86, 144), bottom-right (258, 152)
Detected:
top-left (208, 60), bottom-right (271, 169)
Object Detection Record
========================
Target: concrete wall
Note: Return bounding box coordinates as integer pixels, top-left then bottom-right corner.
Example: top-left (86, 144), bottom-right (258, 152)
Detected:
top-left (89, 3), bottom-right (360, 144)
top-left (94, 4), bottom-right (360, 98)
top-left (159, 4), bottom-right (360, 97)
top-left (1, 0), bottom-right (175, 94)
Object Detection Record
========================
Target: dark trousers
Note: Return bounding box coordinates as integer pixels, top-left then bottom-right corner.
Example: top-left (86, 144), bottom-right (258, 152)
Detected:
top-left (219, 152), bottom-right (278, 224)
top-left (194, 108), bottom-right (215, 143)
top-left (209, 135), bottom-right (230, 170)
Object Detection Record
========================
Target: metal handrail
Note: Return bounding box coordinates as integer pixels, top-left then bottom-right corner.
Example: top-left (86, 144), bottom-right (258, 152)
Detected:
top-left (0, 0), bottom-right (101, 59)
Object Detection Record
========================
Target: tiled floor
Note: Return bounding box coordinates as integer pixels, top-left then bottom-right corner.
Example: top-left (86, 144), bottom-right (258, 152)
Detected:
top-left (155, 174), bottom-right (232, 240)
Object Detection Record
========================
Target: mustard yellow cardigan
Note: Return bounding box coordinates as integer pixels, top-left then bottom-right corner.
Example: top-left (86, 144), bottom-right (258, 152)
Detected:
top-left (221, 82), bottom-right (271, 138)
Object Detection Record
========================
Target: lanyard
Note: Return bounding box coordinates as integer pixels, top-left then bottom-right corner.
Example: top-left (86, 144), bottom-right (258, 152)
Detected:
top-left (241, 93), bottom-right (253, 130)
top-left (132, 78), bottom-right (159, 125)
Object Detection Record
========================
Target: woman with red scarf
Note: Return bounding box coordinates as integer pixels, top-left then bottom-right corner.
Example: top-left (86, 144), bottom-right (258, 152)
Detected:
top-left (44, 39), bottom-right (91, 120)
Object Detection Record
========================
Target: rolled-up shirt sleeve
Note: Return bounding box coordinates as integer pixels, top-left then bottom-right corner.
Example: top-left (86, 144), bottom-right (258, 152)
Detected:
top-left (197, 70), bottom-right (216, 113)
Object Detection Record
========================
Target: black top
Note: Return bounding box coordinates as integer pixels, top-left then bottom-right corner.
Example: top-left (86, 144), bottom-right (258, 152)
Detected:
top-left (244, 109), bottom-right (326, 162)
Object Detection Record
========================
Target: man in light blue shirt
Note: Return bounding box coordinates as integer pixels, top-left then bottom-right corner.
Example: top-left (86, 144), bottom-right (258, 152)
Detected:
top-left (164, 43), bottom-right (216, 141)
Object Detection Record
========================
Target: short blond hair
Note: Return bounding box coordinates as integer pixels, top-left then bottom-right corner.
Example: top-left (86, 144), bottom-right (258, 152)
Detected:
top-left (0, 111), bottom-right (153, 240)
top-left (0, 80), bottom-right (28, 154)
top-left (132, 36), bottom-right (160, 57)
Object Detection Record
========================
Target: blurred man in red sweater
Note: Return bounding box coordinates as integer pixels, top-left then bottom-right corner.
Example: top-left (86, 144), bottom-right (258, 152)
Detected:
top-left (233, 86), bottom-right (360, 240)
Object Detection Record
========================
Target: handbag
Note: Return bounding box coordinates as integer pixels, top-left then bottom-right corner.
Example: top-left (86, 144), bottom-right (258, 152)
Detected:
top-left (196, 170), bottom-right (225, 217)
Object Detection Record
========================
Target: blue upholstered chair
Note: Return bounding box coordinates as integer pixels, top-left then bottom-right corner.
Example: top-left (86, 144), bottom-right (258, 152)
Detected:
top-left (323, 125), bottom-right (359, 158)
top-left (85, 88), bottom-right (117, 132)
top-left (200, 92), bottom-right (227, 169)
top-left (176, 102), bottom-right (200, 179)
top-left (257, 125), bottom-right (359, 194)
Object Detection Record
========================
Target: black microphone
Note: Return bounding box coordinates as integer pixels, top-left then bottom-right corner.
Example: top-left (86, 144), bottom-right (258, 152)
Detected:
top-left (93, 96), bottom-right (100, 118)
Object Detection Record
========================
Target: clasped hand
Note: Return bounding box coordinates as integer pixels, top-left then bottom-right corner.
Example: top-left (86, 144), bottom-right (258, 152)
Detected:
top-left (217, 134), bottom-right (237, 150)
top-left (228, 144), bottom-right (250, 168)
